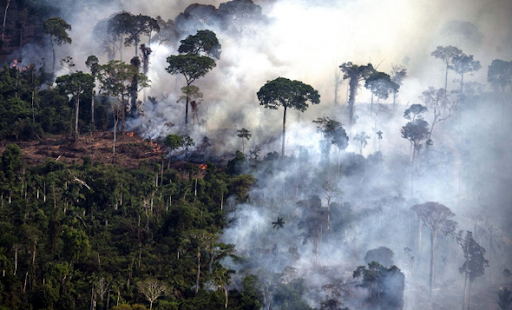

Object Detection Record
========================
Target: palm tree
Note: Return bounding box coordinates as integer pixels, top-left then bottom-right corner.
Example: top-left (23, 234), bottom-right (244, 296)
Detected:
top-left (272, 217), bottom-right (285, 230)
top-left (237, 128), bottom-right (251, 154)
top-left (353, 132), bottom-right (370, 155)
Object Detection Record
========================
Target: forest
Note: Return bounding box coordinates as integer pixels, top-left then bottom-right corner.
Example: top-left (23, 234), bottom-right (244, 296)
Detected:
top-left (0, 0), bottom-right (511, 309)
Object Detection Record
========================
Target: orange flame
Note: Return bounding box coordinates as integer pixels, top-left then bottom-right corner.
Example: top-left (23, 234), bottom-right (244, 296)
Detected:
top-left (198, 164), bottom-right (207, 170)
top-left (125, 132), bottom-right (134, 137)
top-left (10, 59), bottom-right (28, 71)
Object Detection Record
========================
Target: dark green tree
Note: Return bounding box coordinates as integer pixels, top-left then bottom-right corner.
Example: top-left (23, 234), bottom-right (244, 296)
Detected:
top-left (97, 60), bottom-right (149, 135)
top-left (178, 29), bottom-right (221, 59)
top-left (339, 62), bottom-right (374, 128)
top-left (257, 77), bottom-right (320, 156)
top-left (166, 54), bottom-right (216, 125)
top-left (43, 17), bottom-right (72, 77)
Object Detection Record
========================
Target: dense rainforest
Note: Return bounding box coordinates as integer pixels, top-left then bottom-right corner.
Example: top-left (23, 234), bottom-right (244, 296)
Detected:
top-left (0, 0), bottom-right (512, 310)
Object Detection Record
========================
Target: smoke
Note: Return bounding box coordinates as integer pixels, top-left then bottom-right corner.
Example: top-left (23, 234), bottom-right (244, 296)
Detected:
top-left (18, 0), bottom-right (512, 308)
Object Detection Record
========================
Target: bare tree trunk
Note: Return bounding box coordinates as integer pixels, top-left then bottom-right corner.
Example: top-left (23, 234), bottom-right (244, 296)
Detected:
top-left (444, 65), bottom-right (449, 94)
top-left (2, 0), bottom-right (10, 41)
top-left (91, 90), bottom-right (95, 125)
top-left (281, 106), bottom-right (287, 157)
top-left (185, 87), bottom-right (190, 125)
top-left (195, 246), bottom-right (201, 296)
top-left (14, 246), bottom-right (18, 275)
top-left (348, 77), bottom-right (358, 129)
top-left (429, 230), bottom-right (436, 299)
top-left (51, 35), bottom-right (56, 77)
top-left (224, 286), bottom-right (228, 308)
top-left (75, 97), bottom-right (80, 139)
top-left (418, 219), bottom-right (422, 265)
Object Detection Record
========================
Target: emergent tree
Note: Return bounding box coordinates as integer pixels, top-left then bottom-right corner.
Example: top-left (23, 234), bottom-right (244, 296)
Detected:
top-left (431, 45), bottom-right (463, 93)
top-left (43, 17), bottom-right (72, 77)
top-left (339, 62), bottom-right (374, 128)
top-left (257, 77), bottom-right (320, 157)
top-left (55, 72), bottom-right (95, 139)
top-left (411, 202), bottom-right (457, 298)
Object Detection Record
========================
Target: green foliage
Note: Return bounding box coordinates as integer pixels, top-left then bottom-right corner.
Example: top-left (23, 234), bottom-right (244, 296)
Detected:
top-left (257, 77), bottom-right (320, 112)
top-left (43, 17), bottom-right (72, 46)
top-left (165, 54), bottom-right (216, 86)
top-left (0, 151), bottom-right (258, 309)
top-left (178, 29), bottom-right (222, 59)
top-left (353, 262), bottom-right (405, 309)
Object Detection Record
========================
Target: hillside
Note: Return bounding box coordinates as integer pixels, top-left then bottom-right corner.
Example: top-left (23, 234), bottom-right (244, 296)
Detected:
top-left (0, 132), bottom-right (163, 169)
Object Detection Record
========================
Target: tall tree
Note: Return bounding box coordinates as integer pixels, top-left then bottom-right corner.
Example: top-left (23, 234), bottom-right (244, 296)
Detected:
top-left (390, 65), bottom-right (407, 112)
top-left (297, 195), bottom-right (327, 269)
top-left (98, 60), bottom-right (149, 136)
top-left (2, 0), bottom-right (10, 41)
top-left (353, 131), bottom-right (370, 155)
top-left (122, 13), bottom-right (159, 57)
top-left (183, 229), bottom-right (217, 296)
top-left (451, 54), bottom-right (481, 96)
top-left (55, 72), bottom-right (95, 139)
top-left (431, 46), bottom-right (463, 93)
top-left (176, 85), bottom-right (203, 125)
top-left (364, 71), bottom-right (399, 114)
top-left (166, 54), bottom-right (215, 125)
top-left (487, 59), bottom-right (512, 122)
top-left (43, 17), bottom-right (72, 78)
top-left (339, 62), bottom-right (374, 128)
top-left (456, 231), bottom-right (488, 310)
top-left (411, 202), bottom-right (457, 298)
top-left (420, 87), bottom-right (453, 149)
top-left (257, 77), bottom-right (320, 157)
top-left (237, 128), bottom-right (251, 154)
top-left (85, 55), bottom-right (99, 124)
top-left (401, 118), bottom-right (429, 195)
top-left (313, 116), bottom-right (348, 164)
top-left (129, 56), bottom-right (141, 117)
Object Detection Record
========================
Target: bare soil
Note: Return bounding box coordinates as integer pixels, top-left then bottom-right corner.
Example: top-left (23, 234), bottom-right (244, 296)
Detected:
top-left (0, 131), bottom-right (164, 169)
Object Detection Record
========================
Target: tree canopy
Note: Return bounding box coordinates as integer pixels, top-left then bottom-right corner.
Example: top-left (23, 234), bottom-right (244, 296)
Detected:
top-left (178, 29), bottom-right (222, 59)
top-left (257, 77), bottom-right (320, 156)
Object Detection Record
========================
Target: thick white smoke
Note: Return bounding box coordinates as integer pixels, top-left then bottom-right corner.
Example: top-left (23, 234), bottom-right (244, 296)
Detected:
top-left (26, 0), bottom-right (512, 308)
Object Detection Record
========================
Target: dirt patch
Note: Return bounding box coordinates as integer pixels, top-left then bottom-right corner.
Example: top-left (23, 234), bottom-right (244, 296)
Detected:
top-left (0, 132), bottom-right (164, 169)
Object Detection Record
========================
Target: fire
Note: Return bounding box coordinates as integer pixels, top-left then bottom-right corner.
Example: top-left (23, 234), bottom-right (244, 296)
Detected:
top-left (10, 59), bottom-right (28, 71)
top-left (198, 164), bottom-right (207, 170)
top-left (147, 140), bottom-right (162, 154)
top-left (125, 132), bottom-right (134, 137)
